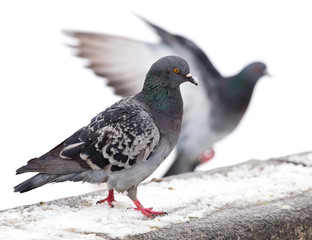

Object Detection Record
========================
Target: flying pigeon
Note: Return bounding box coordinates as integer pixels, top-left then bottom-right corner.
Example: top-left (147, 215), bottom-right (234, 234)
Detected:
top-left (63, 16), bottom-right (268, 176)
top-left (14, 56), bottom-right (198, 218)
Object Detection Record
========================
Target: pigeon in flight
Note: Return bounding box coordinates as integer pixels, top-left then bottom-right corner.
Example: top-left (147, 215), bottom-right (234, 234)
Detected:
top-left (64, 16), bottom-right (268, 176)
top-left (14, 56), bottom-right (198, 218)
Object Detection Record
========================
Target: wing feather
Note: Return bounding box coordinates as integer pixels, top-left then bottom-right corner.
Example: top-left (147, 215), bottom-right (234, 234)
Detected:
top-left (60, 97), bottom-right (160, 173)
top-left (17, 97), bottom-right (160, 176)
top-left (63, 30), bottom-right (172, 96)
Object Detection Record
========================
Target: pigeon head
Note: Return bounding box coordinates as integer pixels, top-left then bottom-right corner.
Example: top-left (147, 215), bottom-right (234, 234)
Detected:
top-left (220, 61), bottom-right (268, 111)
top-left (240, 62), bottom-right (268, 83)
top-left (144, 56), bottom-right (198, 89)
top-left (138, 56), bottom-right (197, 112)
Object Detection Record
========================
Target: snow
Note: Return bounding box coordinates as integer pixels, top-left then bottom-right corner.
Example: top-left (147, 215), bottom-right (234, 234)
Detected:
top-left (1, 0), bottom-right (312, 211)
top-left (1, 158), bottom-right (312, 239)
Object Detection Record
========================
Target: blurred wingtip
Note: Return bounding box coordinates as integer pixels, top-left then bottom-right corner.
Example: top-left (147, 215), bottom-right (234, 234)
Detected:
top-left (62, 29), bottom-right (76, 37)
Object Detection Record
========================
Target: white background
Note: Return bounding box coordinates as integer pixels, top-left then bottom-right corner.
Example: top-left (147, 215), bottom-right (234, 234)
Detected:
top-left (1, 0), bottom-right (311, 210)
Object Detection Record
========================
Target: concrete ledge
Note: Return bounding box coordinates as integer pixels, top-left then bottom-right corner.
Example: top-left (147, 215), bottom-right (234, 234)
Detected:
top-left (129, 191), bottom-right (312, 240)
top-left (1, 152), bottom-right (312, 239)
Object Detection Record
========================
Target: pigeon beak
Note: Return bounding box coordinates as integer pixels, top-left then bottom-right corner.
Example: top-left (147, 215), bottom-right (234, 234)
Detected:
top-left (186, 73), bottom-right (198, 86)
top-left (263, 69), bottom-right (272, 78)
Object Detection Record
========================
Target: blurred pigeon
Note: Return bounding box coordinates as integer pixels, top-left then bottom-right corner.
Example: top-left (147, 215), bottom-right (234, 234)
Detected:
top-left (14, 56), bottom-right (198, 218)
top-left (64, 16), bottom-right (268, 176)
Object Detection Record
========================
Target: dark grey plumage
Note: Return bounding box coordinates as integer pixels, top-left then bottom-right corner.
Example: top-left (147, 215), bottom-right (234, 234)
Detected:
top-left (63, 16), bottom-right (268, 176)
top-left (14, 56), bottom-right (198, 218)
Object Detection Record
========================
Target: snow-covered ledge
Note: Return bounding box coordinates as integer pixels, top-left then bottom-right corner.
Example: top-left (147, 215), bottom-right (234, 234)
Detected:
top-left (1, 152), bottom-right (312, 239)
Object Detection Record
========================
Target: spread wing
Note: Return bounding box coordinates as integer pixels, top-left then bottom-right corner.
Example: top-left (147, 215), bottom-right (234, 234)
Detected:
top-left (64, 30), bottom-right (172, 96)
top-left (16, 97), bottom-right (160, 175)
top-left (63, 16), bottom-right (223, 98)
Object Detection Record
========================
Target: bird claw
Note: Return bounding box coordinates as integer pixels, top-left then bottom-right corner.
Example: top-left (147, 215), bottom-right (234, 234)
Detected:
top-left (199, 148), bottom-right (215, 164)
top-left (132, 199), bottom-right (166, 218)
top-left (96, 198), bottom-right (115, 207)
top-left (136, 207), bottom-right (166, 218)
top-left (96, 189), bottom-right (116, 207)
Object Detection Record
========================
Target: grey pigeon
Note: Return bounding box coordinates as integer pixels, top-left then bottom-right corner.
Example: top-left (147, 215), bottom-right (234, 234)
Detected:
top-left (64, 16), bottom-right (268, 176)
top-left (14, 56), bottom-right (198, 218)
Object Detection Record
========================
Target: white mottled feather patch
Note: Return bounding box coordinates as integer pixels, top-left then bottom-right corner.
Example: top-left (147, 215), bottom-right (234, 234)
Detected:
top-left (60, 142), bottom-right (84, 159)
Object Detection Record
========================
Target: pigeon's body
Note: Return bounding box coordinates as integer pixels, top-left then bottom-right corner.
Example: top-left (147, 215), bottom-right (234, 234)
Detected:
top-left (14, 56), bottom-right (198, 218)
top-left (64, 16), bottom-right (268, 176)
top-left (170, 62), bottom-right (267, 174)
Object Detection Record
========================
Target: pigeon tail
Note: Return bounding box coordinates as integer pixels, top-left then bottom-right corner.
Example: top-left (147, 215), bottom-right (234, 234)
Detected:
top-left (14, 173), bottom-right (60, 193)
top-left (14, 172), bottom-right (87, 193)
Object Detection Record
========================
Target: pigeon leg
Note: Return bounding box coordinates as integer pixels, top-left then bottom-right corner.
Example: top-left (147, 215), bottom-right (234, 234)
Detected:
top-left (97, 189), bottom-right (116, 207)
top-left (199, 147), bottom-right (215, 164)
top-left (132, 199), bottom-right (166, 218)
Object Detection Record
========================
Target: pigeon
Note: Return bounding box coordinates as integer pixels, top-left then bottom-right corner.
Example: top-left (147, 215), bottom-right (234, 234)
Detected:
top-left (63, 15), bottom-right (268, 176)
top-left (14, 56), bottom-right (198, 218)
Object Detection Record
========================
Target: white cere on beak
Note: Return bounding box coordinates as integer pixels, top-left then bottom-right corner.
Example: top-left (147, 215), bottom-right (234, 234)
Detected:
top-left (186, 73), bottom-right (192, 78)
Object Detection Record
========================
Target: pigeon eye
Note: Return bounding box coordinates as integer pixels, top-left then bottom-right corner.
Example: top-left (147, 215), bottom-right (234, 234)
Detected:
top-left (173, 68), bottom-right (180, 74)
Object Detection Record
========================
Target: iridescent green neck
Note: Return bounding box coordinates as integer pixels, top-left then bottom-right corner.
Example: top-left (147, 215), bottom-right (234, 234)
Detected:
top-left (138, 78), bottom-right (182, 112)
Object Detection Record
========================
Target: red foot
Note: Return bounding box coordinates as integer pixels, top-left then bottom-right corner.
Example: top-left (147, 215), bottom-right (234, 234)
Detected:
top-left (199, 148), bottom-right (215, 164)
top-left (132, 199), bottom-right (166, 218)
top-left (97, 189), bottom-right (116, 207)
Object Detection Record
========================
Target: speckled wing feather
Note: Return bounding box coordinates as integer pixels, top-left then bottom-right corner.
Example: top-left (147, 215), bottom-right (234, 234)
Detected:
top-left (16, 97), bottom-right (160, 176)
top-left (60, 97), bottom-right (160, 173)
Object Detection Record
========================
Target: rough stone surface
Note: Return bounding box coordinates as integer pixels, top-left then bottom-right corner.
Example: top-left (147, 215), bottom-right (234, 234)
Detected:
top-left (124, 154), bottom-right (312, 240)
top-left (125, 191), bottom-right (312, 240)
top-left (1, 152), bottom-right (312, 239)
